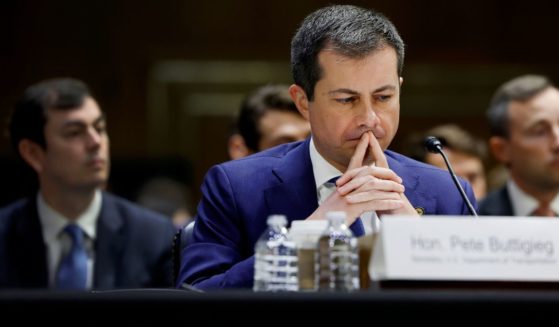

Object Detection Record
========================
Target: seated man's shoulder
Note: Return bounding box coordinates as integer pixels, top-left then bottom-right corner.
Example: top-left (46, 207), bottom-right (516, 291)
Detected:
top-left (217, 141), bottom-right (305, 175)
top-left (0, 198), bottom-right (28, 213)
top-left (386, 150), bottom-right (448, 174)
top-left (0, 198), bottom-right (36, 239)
top-left (231, 141), bottom-right (302, 163)
top-left (0, 198), bottom-right (31, 222)
top-left (386, 150), bottom-right (466, 191)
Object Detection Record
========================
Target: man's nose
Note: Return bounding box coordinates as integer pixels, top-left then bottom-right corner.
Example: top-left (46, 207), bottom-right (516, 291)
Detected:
top-left (86, 128), bottom-right (102, 148)
top-left (356, 101), bottom-right (379, 128)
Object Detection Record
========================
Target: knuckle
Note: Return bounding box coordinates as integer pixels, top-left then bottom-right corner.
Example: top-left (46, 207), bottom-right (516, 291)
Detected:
top-left (365, 176), bottom-right (377, 185)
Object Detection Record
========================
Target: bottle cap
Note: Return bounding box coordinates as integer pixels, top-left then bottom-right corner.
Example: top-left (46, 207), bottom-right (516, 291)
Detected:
top-left (290, 219), bottom-right (328, 232)
top-left (267, 214), bottom-right (287, 226)
top-left (325, 211), bottom-right (346, 224)
top-left (289, 220), bottom-right (329, 246)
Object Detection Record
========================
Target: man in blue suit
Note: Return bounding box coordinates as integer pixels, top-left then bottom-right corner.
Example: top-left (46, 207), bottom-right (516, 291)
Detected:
top-left (0, 78), bottom-right (176, 289)
top-left (177, 5), bottom-right (477, 290)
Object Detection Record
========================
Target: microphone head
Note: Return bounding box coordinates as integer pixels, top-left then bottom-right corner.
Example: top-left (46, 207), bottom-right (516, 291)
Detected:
top-left (424, 136), bottom-right (443, 153)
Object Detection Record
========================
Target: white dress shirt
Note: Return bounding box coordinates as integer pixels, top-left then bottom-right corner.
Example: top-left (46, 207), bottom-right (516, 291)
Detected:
top-left (507, 180), bottom-right (559, 217)
top-left (37, 189), bottom-right (101, 289)
top-left (309, 138), bottom-right (378, 234)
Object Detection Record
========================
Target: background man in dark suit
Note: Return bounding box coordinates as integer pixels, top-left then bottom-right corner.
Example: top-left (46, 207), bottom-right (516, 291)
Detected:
top-left (480, 75), bottom-right (559, 217)
top-left (177, 5), bottom-right (476, 290)
top-left (0, 78), bottom-right (176, 290)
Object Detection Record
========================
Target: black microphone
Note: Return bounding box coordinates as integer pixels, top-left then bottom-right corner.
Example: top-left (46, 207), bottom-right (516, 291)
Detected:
top-left (424, 136), bottom-right (478, 217)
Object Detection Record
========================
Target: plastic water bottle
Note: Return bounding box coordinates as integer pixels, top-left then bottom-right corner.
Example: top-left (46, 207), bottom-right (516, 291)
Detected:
top-left (253, 215), bottom-right (299, 292)
top-left (316, 211), bottom-right (359, 291)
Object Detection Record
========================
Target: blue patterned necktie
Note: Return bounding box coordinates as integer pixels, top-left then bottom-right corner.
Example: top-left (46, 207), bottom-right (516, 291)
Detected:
top-left (56, 224), bottom-right (88, 290)
top-left (324, 176), bottom-right (365, 237)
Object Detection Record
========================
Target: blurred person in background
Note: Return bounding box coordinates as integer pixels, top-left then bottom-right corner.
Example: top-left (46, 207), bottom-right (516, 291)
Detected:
top-left (404, 124), bottom-right (488, 200)
top-left (136, 176), bottom-right (194, 229)
top-left (0, 78), bottom-right (175, 290)
top-left (480, 75), bottom-right (559, 217)
top-left (228, 84), bottom-right (311, 159)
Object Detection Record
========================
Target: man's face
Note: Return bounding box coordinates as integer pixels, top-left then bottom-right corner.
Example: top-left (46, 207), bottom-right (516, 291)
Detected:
top-left (257, 109), bottom-right (311, 150)
top-left (38, 97), bottom-right (110, 191)
top-left (500, 87), bottom-right (559, 192)
top-left (298, 47), bottom-right (401, 172)
top-left (425, 150), bottom-right (487, 200)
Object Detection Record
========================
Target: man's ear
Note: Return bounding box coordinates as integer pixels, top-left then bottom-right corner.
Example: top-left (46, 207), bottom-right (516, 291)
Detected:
top-left (489, 136), bottom-right (510, 165)
top-left (18, 139), bottom-right (45, 174)
top-left (228, 134), bottom-right (251, 160)
top-left (289, 84), bottom-right (310, 120)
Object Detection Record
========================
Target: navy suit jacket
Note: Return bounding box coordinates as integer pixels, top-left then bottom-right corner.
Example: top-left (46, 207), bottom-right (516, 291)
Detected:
top-left (478, 185), bottom-right (514, 216)
top-left (0, 192), bottom-right (176, 289)
top-left (177, 138), bottom-right (477, 290)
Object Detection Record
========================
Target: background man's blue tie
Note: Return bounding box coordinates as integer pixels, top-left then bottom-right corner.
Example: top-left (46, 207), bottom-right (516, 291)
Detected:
top-left (56, 224), bottom-right (88, 290)
top-left (325, 176), bottom-right (365, 237)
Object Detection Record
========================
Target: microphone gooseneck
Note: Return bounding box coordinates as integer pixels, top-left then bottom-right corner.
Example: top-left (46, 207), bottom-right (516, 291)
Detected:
top-left (424, 136), bottom-right (478, 217)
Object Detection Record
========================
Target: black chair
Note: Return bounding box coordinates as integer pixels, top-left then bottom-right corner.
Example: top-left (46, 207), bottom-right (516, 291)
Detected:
top-left (172, 220), bottom-right (197, 289)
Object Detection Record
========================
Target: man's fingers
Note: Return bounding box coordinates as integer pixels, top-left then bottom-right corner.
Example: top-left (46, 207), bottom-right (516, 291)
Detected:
top-left (337, 166), bottom-right (367, 187)
top-left (338, 166), bottom-right (402, 191)
top-left (346, 190), bottom-right (402, 203)
top-left (359, 199), bottom-right (404, 212)
top-left (338, 133), bottom-right (369, 186)
top-left (368, 131), bottom-right (388, 168)
top-left (337, 174), bottom-right (405, 196)
top-left (347, 133), bottom-right (369, 171)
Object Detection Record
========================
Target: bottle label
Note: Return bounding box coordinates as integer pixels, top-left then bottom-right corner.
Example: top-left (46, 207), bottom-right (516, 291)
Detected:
top-left (254, 239), bottom-right (299, 292)
top-left (316, 236), bottom-right (359, 291)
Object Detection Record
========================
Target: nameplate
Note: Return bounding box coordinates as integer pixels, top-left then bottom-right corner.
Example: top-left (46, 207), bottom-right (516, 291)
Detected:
top-left (370, 216), bottom-right (559, 282)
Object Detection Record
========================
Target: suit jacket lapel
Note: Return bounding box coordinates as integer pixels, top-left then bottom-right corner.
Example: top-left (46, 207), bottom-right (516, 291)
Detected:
top-left (265, 139), bottom-right (318, 223)
top-left (13, 199), bottom-right (48, 287)
top-left (498, 187), bottom-right (514, 216)
top-left (94, 193), bottom-right (125, 289)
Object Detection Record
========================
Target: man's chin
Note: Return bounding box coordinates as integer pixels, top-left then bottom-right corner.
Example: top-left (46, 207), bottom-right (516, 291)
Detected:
top-left (83, 176), bottom-right (108, 190)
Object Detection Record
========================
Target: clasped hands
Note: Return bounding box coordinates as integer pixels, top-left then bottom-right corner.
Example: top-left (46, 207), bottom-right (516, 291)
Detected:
top-left (310, 132), bottom-right (418, 226)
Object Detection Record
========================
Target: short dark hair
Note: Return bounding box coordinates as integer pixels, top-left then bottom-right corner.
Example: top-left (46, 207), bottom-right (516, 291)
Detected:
top-left (9, 78), bottom-right (91, 157)
top-left (487, 75), bottom-right (553, 138)
top-left (406, 124), bottom-right (487, 163)
top-left (291, 5), bottom-right (405, 100)
top-left (237, 84), bottom-right (298, 152)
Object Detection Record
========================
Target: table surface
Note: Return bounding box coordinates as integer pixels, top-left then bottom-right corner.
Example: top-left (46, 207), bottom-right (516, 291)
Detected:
top-left (1, 282), bottom-right (558, 324)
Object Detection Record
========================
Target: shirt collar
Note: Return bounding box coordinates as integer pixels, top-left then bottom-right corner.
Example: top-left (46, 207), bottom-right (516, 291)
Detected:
top-left (309, 137), bottom-right (343, 192)
top-left (37, 189), bottom-right (102, 242)
top-left (507, 180), bottom-right (559, 216)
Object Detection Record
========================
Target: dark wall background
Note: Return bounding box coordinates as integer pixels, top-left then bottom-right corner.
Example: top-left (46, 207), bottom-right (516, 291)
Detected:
top-left (1, 0), bottom-right (559, 207)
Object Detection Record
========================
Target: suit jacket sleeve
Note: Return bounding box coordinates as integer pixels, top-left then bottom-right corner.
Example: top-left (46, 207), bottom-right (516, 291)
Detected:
top-left (177, 165), bottom-right (255, 289)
